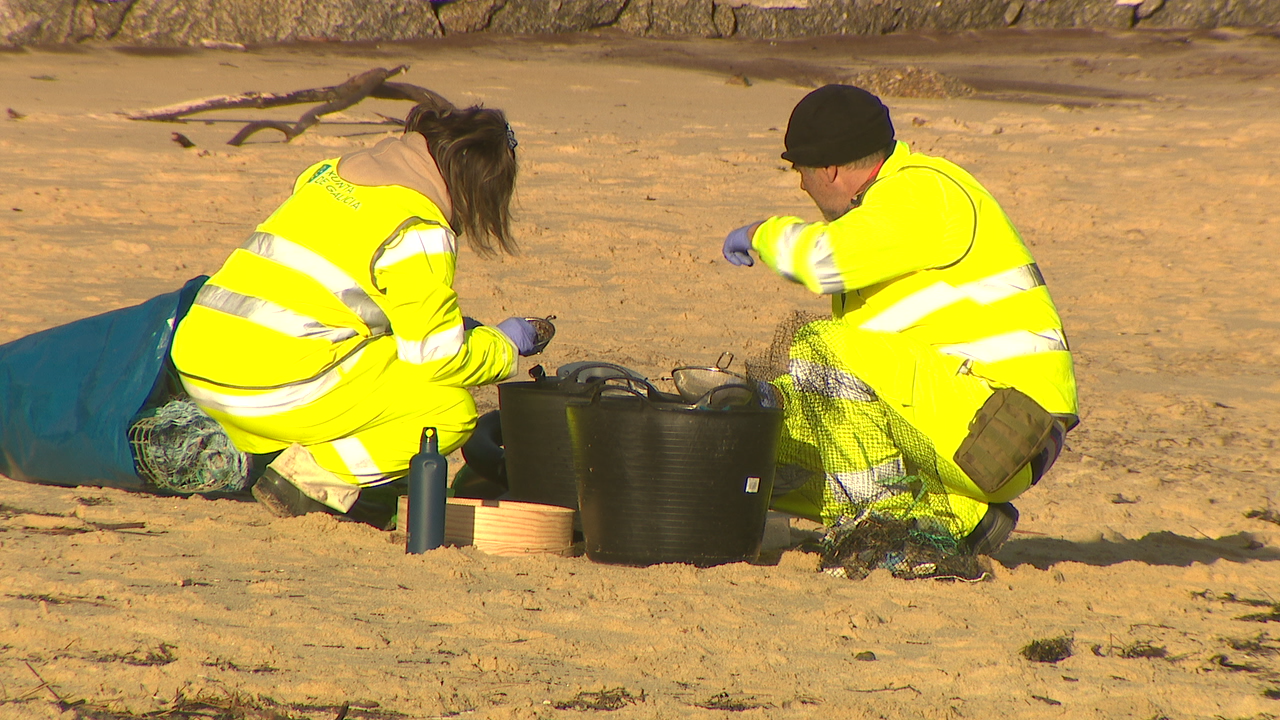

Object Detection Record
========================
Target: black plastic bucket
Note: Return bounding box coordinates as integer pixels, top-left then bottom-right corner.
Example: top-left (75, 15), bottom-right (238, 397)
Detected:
top-left (567, 382), bottom-right (782, 566)
top-left (498, 364), bottom-right (645, 511)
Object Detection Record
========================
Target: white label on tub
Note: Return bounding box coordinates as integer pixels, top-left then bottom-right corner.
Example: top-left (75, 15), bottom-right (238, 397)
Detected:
top-left (745, 477), bottom-right (761, 494)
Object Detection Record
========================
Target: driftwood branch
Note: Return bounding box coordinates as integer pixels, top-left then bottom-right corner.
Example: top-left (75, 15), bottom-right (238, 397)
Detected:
top-left (127, 87), bottom-right (353, 122)
top-left (125, 65), bottom-right (458, 147)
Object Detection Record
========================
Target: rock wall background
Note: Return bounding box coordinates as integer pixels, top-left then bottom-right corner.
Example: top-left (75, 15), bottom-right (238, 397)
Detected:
top-left (2, 0), bottom-right (1278, 47)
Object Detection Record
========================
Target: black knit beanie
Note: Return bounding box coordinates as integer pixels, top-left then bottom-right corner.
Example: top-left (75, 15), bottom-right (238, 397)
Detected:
top-left (782, 84), bottom-right (895, 167)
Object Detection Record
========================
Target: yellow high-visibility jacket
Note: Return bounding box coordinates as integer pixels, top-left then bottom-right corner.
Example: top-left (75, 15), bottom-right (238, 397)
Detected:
top-left (752, 141), bottom-right (1077, 420)
top-left (171, 157), bottom-right (517, 418)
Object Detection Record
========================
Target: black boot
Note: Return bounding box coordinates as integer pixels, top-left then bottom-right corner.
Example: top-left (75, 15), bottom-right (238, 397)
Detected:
top-left (964, 502), bottom-right (1019, 556)
top-left (250, 467), bottom-right (333, 518)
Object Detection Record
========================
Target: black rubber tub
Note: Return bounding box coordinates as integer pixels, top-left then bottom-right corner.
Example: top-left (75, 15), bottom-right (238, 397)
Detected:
top-left (567, 382), bottom-right (782, 567)
top-left (497, 363), bottom-right (644, 512)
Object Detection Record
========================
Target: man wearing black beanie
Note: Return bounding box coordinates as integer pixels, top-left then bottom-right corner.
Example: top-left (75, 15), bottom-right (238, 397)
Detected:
top-left (722, 84), bottom-right (1078, 559)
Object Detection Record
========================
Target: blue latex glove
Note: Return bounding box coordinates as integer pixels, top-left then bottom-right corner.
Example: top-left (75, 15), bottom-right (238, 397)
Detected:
top-left (722, 223), bottom-right (759, 266)
top-left (496, 317), bottom-right (538, 356)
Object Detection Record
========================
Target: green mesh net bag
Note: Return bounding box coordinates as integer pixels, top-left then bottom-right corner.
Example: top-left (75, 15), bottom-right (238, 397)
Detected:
top-left (747, 311), bottom-right (986, 580)
top-left (129, 399), bottom-right (249, 494)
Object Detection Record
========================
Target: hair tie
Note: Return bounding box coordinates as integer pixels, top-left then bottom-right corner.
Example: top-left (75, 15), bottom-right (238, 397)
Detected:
top-left (505, 123), bottom-right (518, 151)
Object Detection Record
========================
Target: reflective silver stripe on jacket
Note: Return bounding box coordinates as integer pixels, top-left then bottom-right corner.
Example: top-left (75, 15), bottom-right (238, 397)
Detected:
top-left (193, 285), bottom-right (358, 344)
top-left (827, 457), bottom-right (907, 506)
top-left (242, 232), bottom-right (391, 336)
top-left (771, 223), bottom-right (805, 282)
top-left (330, 436), bottom-right (386, 480)
top-left (938, 328), bottom-right (1069, 365)
top-left (181, 349), bottom-right (365, 417)
top-left (789, 358), bottom-right (877, 402)
top-left (859, 263), bottom-right (1046, 333)
top-left (808, 234), bottom-right (845, 294)
top-left (372, 226), bottom-right (456, 272)
top-left (395, 325), bottom-right (465, 365)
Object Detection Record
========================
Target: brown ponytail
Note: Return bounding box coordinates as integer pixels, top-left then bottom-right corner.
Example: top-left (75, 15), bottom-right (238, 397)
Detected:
top-left (404, 102), bottom-right (518, 256)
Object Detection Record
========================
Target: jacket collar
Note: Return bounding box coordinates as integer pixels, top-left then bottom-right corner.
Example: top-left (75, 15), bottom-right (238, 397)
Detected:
top-left (876, 140), bottom-right (912, 179)
top-left (336, 132), bottom-right (453, 220)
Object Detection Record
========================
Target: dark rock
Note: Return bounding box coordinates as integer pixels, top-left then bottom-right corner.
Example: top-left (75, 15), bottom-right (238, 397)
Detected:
top-left (614, 0), bottom-right (718, 37)
top-left (2, 0), bottom-right (1278, 46)
top-left (1018, 0), bottom-right (1135, 30)
top-left (437, 0), bottom-right (503, 35)
top-left (1004, 1), bottom-right (1026, 26)
top-left (1139, 0), bottom-right (1280, 28)
top-left (0, 0), bottom-right (442, 46)
top-left (1134, 0), bottom-right (1164, 21)
top-left (486, 0), bottom-right (629, 34)
top-left (729, 0), bottom-right (1009, 39)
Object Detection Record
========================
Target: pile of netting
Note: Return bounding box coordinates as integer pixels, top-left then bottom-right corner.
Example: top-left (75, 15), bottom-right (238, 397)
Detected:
top-left (817, 513), bottom-right (984, 580)
top-left (128, 398), bottom-right (249, 494)
top-left (746, 311), bottom-right (986, 580)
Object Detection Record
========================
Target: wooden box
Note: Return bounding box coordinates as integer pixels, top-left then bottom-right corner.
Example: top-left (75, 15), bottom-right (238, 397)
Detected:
top-left (398, 496), bottom-right (575, 557)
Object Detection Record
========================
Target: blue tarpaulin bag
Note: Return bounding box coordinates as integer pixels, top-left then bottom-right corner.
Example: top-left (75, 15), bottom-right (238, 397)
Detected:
top-left (0, 276), bottom-right (208, 489)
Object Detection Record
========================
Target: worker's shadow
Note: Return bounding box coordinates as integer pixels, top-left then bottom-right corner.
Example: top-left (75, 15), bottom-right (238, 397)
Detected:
top-left (994, 530), bottom-right (1280, 570)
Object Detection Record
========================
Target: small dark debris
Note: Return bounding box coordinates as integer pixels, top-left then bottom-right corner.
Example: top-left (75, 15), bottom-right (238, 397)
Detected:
top-left (171, 132), bottom-right (197, 148)
top-left (91, 643), bottom-right (177, 667)
top-left (1118, 641), bottom-right (1167, 659)
top-left (553, 687), bottom-right (644, 711)
top-left (76, 496), bottom-right (111, 507)
top-left (1021, 636), bottom-right (1073, 663)
top-left (854, 651), bottom-right (877, 661)
top-left (24, 526), bottom-right (93, 536)
top-left (1194, 591), bottom-right (1280, 620)
top-left (1209, 654), bottom-right (1264, 672)
top-left (203, 658), bottom-right (280, 674)
top-left (30, 74), bottom-right (56, 81)
top-left (13, 593), bottom-right (70, 605)
top-left (1238, 607), bottom-right (1280, 623)
top-left (11, 207), bottom-right (21, 211)
top-left (726, 74), bottom-right (752, 87)
top-left (1030, 694), bottom-right (1062, 706)
top-left (1245, 508), bottom-right (1280, 526)
top-left (53, 690), bottom-right (308, 720)
top-left (1062, 676), bottom-right (1078, 682)
top-left (695, 692), bottom-right (770, 712)
top-left (1216, 592), bottom-right (1276, 607)
top-left (644, 195), bottom-right (656, 201)
top-left (6, 108), bottom-right (23, 120)
top-left (912, 116), bottom-right (928, 126)
top-left (1225, 633), bottom-right (1279, 656)
top-left (1109, 493), bottom-right (1139, 504)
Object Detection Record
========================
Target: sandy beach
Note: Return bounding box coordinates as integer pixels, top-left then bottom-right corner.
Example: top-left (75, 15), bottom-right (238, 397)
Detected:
top-left (2, 28), bottom-right (1279, 718)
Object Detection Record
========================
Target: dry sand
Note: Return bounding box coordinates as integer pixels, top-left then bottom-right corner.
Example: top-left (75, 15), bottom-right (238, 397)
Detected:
top-left (2, 29), bottom-right (1280, 719)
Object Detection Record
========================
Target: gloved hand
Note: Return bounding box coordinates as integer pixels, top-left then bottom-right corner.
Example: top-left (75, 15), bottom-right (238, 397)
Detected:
top-left (722, 222), bottom-right (761, 267)
top-left (496, 317), bottom-right (538, 356)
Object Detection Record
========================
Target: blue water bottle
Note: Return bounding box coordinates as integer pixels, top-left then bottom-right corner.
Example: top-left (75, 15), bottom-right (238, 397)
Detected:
top-left (406, 427), bottom-right (448, 554)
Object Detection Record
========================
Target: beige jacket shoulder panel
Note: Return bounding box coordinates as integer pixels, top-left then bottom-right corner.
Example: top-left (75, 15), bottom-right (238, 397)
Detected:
top-left (336, 132), bottom-right (453, 220)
